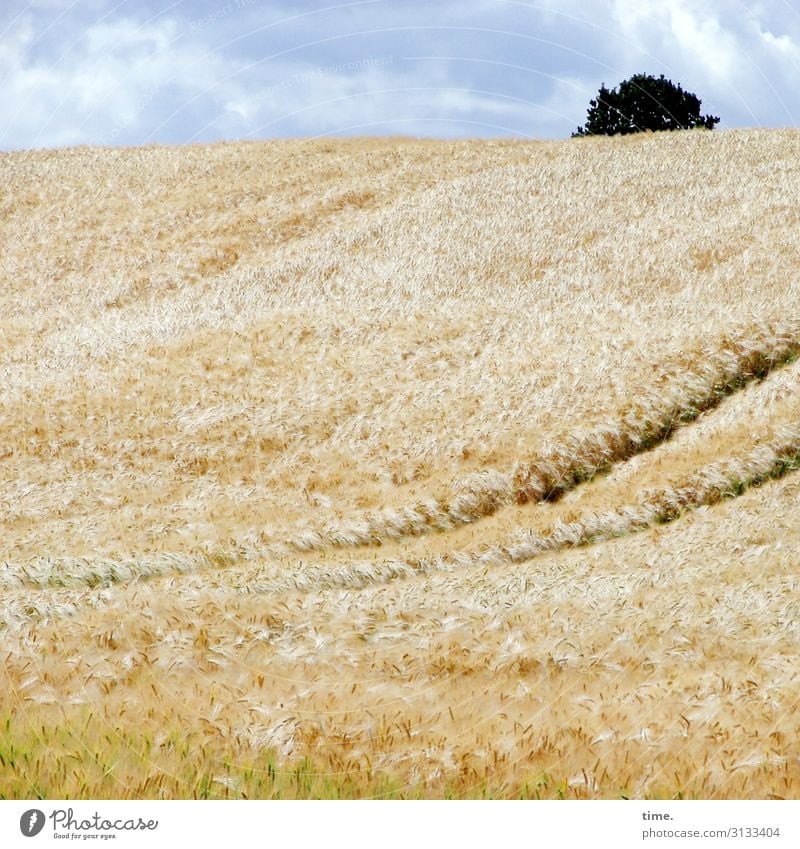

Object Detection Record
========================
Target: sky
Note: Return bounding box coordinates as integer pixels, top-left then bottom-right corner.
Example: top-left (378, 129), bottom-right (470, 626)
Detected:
top-left (0, 0), bottom-right (798, 150)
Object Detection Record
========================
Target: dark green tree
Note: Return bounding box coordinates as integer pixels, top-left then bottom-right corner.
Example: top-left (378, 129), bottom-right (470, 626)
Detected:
top-left (573, 73), bottom-right (720, 137)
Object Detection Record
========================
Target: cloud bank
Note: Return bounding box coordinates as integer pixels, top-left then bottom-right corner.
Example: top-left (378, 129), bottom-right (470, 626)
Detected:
top-left (0, 0), bottom-right (797, 149)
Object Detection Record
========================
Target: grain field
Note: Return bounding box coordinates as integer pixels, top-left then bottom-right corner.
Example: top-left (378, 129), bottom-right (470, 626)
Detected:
top-left (1, 129), bottom-right (800, 798)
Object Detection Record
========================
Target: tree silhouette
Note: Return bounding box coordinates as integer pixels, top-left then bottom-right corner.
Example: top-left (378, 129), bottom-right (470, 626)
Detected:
top-left (573, 73), bottom-right (720, 137)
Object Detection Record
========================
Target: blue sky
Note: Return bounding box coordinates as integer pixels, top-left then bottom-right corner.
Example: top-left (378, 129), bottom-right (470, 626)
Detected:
top-left (1, 0), bottom-right (798, 149)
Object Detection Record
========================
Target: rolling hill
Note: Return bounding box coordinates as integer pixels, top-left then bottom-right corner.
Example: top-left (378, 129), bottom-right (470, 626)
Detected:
top-left (1, 128), bottom-right (800, 798)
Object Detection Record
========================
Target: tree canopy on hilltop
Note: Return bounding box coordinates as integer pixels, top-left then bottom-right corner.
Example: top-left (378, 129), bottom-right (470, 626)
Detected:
top-left (573, 73), bottom-right (720, 137)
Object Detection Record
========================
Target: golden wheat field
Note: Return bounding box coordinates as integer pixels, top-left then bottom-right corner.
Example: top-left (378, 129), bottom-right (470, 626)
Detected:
top-left (2, 128), bottom-right (800, 799)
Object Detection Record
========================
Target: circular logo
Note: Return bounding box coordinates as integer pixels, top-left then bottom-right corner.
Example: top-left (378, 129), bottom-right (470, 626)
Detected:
top-left (20, 810), bottom-right (46, 837)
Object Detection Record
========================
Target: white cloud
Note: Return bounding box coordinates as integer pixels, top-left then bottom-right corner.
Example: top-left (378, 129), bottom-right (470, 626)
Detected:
top-left (0, 13), bottom-right (249, 149)
top-left (664, 3), bottom-right (740, 81)
top-left (608, 0), bottom-right (799, 124)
